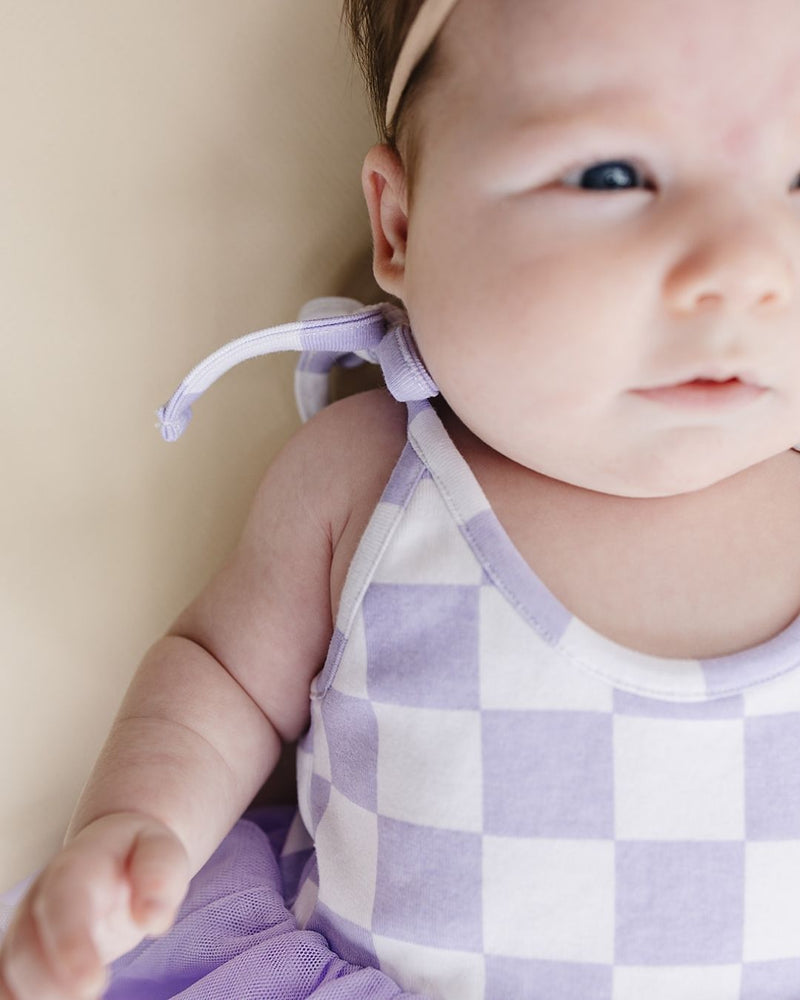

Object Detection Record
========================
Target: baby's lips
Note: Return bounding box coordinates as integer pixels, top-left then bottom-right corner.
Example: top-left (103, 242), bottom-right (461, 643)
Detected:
top-left (629, 377), bottom-right (767, 409)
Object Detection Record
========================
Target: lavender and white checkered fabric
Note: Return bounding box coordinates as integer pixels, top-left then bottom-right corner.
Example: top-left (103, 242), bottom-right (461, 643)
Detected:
top-left (284, 399), bottom-right (800, 1000)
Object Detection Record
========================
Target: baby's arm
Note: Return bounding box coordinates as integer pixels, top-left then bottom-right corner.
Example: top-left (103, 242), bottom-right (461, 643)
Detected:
top-left (0, 390), bottom-right (403, 1000)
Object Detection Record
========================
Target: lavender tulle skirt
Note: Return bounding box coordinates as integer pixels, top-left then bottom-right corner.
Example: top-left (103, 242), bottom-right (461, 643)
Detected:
top-left (105, 808), bottom-right (420, 1000)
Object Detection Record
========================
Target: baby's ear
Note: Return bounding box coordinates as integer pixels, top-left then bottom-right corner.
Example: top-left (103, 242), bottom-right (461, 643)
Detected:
top-left (361, 144), bottom-right (409, 298)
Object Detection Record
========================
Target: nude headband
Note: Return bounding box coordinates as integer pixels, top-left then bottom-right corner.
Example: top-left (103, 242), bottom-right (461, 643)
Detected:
top-left (385, 0), bottom-right (461, 128)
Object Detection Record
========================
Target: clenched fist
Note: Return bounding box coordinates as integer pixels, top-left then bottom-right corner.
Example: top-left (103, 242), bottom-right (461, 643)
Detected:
top-left (0, 813), bottom-right (190, 999)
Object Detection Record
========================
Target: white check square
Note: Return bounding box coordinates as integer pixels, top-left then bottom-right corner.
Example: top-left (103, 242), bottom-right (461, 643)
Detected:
top-left (483, 836), bottom-right (614, 963)
top-left (744, 841), bottom-right (800, 962)
top-left (614, 716), bottom-right (745, 840)
top-left (314, 787), bottom-right (377, 928)
top-left (374, 703), bottom-right (482, 831)
top-left (479, 586), bottom-right (614, 712)
top-left (613, 964), bottom-right (742, 1000)
top-left (373, 936), bottom-right (486, 1000)
top-left (372, 477), bottom-right (483, 585)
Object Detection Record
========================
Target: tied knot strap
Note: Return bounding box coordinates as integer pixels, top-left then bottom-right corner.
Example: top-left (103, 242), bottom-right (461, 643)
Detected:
top-left (373, 305), bottom-right (440, 406)
top-left (157, 298), bottom-right (439, 442)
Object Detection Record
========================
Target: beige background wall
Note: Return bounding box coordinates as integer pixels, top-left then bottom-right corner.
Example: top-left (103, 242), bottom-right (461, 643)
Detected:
top-left (0, 1), bottom-right (377, 892)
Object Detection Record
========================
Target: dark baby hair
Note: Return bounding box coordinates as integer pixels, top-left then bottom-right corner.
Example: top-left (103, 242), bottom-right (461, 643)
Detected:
top-left (341, 0), bottom-right (446, 189)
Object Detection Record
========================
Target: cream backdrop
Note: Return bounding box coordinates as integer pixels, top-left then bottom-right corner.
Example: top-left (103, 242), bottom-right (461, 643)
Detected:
top-left (0, 1), bottom-right (379, 892)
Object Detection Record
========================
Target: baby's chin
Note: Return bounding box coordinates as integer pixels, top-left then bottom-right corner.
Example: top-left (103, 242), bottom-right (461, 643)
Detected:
top-left (525, 444), bottom-right (794, 500)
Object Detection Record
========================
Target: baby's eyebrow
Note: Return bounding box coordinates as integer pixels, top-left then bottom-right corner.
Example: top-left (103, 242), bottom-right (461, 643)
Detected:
top-left (509, 91), bottom-right (668, 139)
top-left (488, 104), bottom-right (660, 167)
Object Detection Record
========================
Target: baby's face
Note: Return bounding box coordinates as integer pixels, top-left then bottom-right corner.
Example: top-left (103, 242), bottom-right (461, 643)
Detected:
top-left (397, 0), bottom-right (800, 496)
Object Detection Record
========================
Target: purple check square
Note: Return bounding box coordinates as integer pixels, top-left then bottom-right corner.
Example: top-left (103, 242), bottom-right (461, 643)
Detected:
top-left (364, 583), bottom-right (480, 709)
top-left (380, 443), bottom-right (424, 507)
top-left (321, 689), bottom-right (378, 812)
top-left (745, 714), bottom-right (800, 839)
top-left (616, 841), bottom-right (744, 965)
top-left (741, 959), bottom-right (800, 999)
top-left (486, 957), bottom-right (612, 999)
top-left (309, 774), bottom-right (331, 831)
top-left (483, 710), bottom-right (614, 838)
top-left (373, 817), bottom-right (482, 950)
top-left (614, 690), bottom-right (744, 720)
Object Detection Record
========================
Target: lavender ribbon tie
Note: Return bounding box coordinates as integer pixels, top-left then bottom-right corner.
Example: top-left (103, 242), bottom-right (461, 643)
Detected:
top-left (157, 299), bottom-right (439, 442)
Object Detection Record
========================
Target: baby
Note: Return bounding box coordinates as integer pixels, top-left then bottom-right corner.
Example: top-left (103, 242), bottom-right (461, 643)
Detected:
top-left (4, 0), bottom-right (800, 997)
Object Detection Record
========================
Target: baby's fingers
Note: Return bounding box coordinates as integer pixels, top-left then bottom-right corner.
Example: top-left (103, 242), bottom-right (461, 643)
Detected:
top-left (2, 895), bottom-right (105, 1000)
top-left (127, 826), bottom-right (190, 936)
top-left (29, 856), bottom-right (111, 995)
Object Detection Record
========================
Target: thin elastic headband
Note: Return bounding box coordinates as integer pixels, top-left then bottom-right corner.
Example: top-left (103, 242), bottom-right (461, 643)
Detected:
top-left (385, 0), bottom-right (461, 129)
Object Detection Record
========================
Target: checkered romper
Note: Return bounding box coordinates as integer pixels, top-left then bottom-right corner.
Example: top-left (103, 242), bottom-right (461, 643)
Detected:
top-left (282, 397), bottom-right (800, 1000)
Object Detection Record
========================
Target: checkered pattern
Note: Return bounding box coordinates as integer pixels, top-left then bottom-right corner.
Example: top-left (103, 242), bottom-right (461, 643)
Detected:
top-left (288, 400), bottom-right (800, 1000)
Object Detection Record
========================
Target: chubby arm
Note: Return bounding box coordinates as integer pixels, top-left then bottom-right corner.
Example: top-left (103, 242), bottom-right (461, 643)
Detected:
top-left (0, 389), bottom-right (406, 1000)
top-left (66, 413), bottom-right (341, 873)
top-left (69, 394), bottom-right (348, 864)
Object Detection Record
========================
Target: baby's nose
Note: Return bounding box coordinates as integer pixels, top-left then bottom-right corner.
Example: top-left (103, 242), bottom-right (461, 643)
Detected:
top-left (663, 211), bottom-right (796, 315)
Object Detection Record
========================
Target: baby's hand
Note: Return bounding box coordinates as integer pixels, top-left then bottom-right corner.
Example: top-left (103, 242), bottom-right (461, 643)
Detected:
top-left (0, 812), bottom-right (190, 1000)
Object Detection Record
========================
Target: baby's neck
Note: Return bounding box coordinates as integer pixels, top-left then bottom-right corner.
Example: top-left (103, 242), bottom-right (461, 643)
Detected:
top-left (444, 410), bottom-right (800, 660)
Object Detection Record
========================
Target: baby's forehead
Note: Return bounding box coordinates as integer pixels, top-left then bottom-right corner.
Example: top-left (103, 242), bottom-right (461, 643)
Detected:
top-left (437, 0), bottom-right (674, 83)
top-left (426, 0), bottom-right (800, 138)
top-left (428, 0), bottom-right (634, 110)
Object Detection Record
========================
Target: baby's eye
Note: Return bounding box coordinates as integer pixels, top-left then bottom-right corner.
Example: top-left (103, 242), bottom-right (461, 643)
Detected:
top-left (562, 159), bottom-right (654, 192)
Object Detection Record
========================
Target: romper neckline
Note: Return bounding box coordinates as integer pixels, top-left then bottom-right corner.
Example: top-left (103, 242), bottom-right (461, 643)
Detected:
top-left (404, 398), bottom-right (800, 702)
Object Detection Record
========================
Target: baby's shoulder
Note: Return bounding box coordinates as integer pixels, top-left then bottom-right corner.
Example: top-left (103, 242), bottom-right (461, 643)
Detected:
top-left (296, 386), bottom-right (407, 488)
top-left (298, 388), bottom-right (409, 613)
top-left (268, 387), bottom-right (408, 545)
top-left (297, 386), bottom-right (408, 464)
